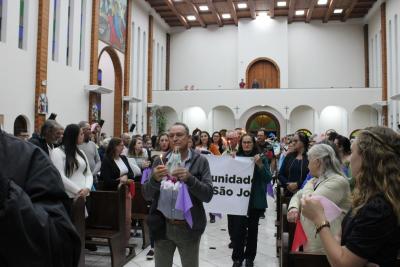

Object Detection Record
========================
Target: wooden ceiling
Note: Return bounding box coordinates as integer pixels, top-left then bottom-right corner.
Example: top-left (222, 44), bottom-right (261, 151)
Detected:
top-left (145, 0), bottom-right (377, 28)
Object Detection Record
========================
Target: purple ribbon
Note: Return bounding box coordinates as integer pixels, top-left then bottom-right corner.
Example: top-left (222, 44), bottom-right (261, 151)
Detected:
top-left (266, 182), bottom-right (274, 199)
top-left (175, 183), bottom-right (193, 228)
top-left (141, 168), bottom-right (152, 184)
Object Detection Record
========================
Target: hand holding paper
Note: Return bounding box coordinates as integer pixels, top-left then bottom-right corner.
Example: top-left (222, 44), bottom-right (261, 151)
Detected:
top-left (301, 195), bottom-right (343, 225)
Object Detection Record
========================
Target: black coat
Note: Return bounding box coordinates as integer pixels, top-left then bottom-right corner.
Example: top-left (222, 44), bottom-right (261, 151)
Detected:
top-left (28, 133), bottom-right (50, 155)
top-left (0, 130), bottom-right (81, 267)
top-left (100, 155), bottom-right (135, 191)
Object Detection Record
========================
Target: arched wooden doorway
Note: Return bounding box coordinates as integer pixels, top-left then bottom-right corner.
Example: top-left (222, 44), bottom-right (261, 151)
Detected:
top-left (246, 112), bottom-right (280, 138)
top-left (97, 46), bottom-right (124, 137)
top-left (14, 115), bottom-right (28, 136)
top-left (246, 58), bottom-right (280, 88)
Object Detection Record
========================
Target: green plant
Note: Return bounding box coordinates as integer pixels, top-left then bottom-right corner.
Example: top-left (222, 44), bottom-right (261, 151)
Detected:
top-left (156, 109), bottom-right (167, 134)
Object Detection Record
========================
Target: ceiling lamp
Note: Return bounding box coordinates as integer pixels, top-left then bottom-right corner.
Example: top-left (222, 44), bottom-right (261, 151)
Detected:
top-left (295, 10), bottom-right (305, 16)
top-left (186, 15), bottom-right (196, 21)
top-left (333, 9), bottom-right (343, 14)
top-left (237, 3), bottom-right (248, 9)
top-left (199, 5), bottom-right (209, 11)
top-left (222, 13), bottom-right (231, 19)
top-left (317, 0), bottom-right (328, 5)
top-left (277, 1), bottom-right (287, 7)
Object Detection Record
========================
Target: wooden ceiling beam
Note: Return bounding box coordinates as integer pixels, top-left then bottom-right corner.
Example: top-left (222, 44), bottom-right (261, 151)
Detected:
top-left (165, 0), bottom-right (190, 28)
top-left (323, 0), bottom-right (337, 23)
top-left (306, 0), bottom-right (318, 22)
top-left (207, 0), bottom-right (223, 26)
top-left (184, 0), bottom-right (206, 27)
top-left (288, 0), bottom-right (296, 24)
top-left (227, 0), bottom-right (238, 26)
top-left (248, 0), bottom-right (256, 19)
top-left (342, 0), bottom-right (359, 21)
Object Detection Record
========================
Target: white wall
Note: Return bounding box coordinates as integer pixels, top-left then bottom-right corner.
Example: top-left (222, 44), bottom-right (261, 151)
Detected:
top-left (0, 0), bottom-right (38, 134)
top-left (182, 106), bottom-right (208, 132)
top-left (366, 0), bottom-right (400, 130)
top-left (46, 0), bottom-right (92, 128)
top-left (99, 51), bottom-right (115, 137)
top-left (288, 21), bottom-right (365, 88)
top-left (349, 105), bottom-right (378, 132)
top-left (211, 106), bottom-right (235, 132)
top-left (319, 106), bottom-right (348, 135)
top-left (238, 17), bottom-right (289, 88)
top-left (289, 106), bottom-right (315, 133)
top-left (130, 0), bottom-right (168, 134)
top-left (170, 26), bottom-right (238, 90)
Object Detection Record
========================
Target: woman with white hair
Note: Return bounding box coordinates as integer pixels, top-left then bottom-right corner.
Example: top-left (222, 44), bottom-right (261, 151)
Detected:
top-left (287, 144), bottom-right (351, 252)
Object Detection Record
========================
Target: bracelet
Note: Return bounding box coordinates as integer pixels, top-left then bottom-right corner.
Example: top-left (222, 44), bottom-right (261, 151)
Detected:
top-left (315, 221), bottom-right (330, 238)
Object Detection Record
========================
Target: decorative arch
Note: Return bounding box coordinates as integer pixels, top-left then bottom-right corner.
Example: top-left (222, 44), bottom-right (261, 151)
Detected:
top-left (245, 111), bottom-right (280, 138)
top-left (13, 115), bottom-right (29, 136)
top-left (246, 57), bottom-right (280, 89)
top-left (96, 46), bottom-right (124, 137)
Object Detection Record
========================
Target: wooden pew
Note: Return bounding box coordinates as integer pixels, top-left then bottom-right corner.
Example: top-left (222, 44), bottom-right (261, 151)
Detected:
top-left (131, 182), bottom-right (151, 249)
top-left (85, 185), bottom-right (136, 267)
top-left (71, 196), bottom-right (85, 267)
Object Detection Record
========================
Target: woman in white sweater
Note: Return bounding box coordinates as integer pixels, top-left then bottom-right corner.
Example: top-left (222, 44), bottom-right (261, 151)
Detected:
top-left (51, 124), bottom-right (93, 199)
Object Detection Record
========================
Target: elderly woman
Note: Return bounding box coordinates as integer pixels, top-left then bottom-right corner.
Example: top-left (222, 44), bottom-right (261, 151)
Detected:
top-left (301, 127), bottom-right (400, 267)
top-left (287, 143), bottom-right (351, 253)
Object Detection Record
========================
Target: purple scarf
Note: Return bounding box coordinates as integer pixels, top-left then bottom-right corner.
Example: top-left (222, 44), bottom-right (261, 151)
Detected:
top-left (175, 183), bottom-right (193, 228)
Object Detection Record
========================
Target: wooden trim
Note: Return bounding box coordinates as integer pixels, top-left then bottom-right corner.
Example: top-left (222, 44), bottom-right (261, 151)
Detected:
top-left (165, 0), bottom-right (190, 29)
top-left (185, 0), bottom-right (206, 27)
top-left (123, 0), bottom-right (133, 133)
top-left (248, 0), bottom-right (256, 19)
top-left (89, 0), bottom-right (100, 124)
top-left (166, 33), bottom-right (170, 90)
top-left (245, 57), bottom-right (281, 89)
top-left (363, 24), bottom-right (369, 87)
top-left (98, 47), bottom-right (124, 137)
top-left (207, 0), bottom-right (222, 26)
top-left (323, 0), bottom-right (337, 23)
top-left (269, 0), bottom-right (274, 18)
top-left (288, 0), bottom-right (296, 24)
top-left (34, 0), bottom-right (50, 133)
top-left (342, 0), bottom-right (358, 22)
top-left (306, 0), bottom-right (318, 23)
top-left (227, 0), bottom-right (238, 26)
top-left (380, 2), bottom-right (388, 126)
top-left (147, 15), bottom-right (154, 134)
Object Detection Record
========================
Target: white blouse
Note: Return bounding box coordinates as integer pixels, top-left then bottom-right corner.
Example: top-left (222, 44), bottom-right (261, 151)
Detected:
top-left (51, 147), bottom-right (93, 198)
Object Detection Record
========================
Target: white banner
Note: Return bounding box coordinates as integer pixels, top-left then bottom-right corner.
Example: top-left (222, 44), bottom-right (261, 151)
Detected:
top-left (204, 155), bottom-right (255, 216)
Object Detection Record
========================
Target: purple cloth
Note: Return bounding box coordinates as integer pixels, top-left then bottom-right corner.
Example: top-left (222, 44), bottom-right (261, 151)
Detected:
top-left (266, 182), bottom-right (274, 199)
top-left (141, 168), bottom-right (151, 184)
top-left (175, 183), bottom-right (193, 228)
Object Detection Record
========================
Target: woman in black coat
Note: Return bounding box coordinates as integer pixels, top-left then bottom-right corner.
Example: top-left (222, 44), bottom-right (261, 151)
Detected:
top-left (100, 137), bottom-right (135, 190)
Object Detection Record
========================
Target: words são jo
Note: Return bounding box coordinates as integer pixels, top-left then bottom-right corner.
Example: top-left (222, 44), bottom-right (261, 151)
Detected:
top-left (211, 174), bottom-right (251, 197)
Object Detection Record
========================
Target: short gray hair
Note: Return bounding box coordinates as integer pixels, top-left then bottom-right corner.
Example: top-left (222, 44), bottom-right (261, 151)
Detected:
top-left (40, 120), bottom-right (62, 137)
top-left (78, 121), bottom-right (89, 129)
top-left (170, 122), bottom-right (190, 135)
top-left (307, 144), bottom-right (343, 177)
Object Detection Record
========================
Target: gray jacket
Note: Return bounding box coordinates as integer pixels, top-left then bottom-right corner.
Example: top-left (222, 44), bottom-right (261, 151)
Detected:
top-left (142, 149), bottom-right (213, 237)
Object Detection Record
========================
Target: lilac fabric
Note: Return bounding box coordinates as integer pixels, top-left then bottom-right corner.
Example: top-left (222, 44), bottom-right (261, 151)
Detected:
top-left (175, 183), bottom-right (193, 228)
top-left (141, 168), bottom-right (151, 184)
top-left (266, 182), bottom-right (274, 199)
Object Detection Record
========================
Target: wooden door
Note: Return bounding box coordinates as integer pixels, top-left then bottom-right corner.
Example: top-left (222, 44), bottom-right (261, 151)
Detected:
top-left (247, 60), bottom-right (279, 88)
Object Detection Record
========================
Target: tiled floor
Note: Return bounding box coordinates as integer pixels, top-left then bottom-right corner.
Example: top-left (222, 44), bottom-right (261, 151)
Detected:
top-left (85, 196), bottom-right (278, 267)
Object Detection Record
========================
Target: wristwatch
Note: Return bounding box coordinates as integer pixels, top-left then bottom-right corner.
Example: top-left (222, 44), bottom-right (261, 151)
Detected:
top-left (315, 221), bottom-right (330, 238)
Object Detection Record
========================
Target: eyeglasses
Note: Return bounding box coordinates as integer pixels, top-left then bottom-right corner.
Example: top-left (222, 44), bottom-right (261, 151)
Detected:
top-left (242, 141), bottom-right (253, 144)
top-left (168, 133), bottom-right (186, 139)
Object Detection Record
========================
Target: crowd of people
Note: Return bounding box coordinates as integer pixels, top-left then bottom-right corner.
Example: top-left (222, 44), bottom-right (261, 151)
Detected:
top-left (1, 118), bottom-right (400, 267)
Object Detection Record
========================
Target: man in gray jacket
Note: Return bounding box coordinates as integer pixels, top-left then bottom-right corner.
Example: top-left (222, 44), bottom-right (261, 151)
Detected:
top-left (142, 122), bottom-right (213, 267)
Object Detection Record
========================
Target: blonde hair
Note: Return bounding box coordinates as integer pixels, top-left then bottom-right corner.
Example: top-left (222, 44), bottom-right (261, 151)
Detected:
top-left (352, 126), bottom-right (400, 223)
